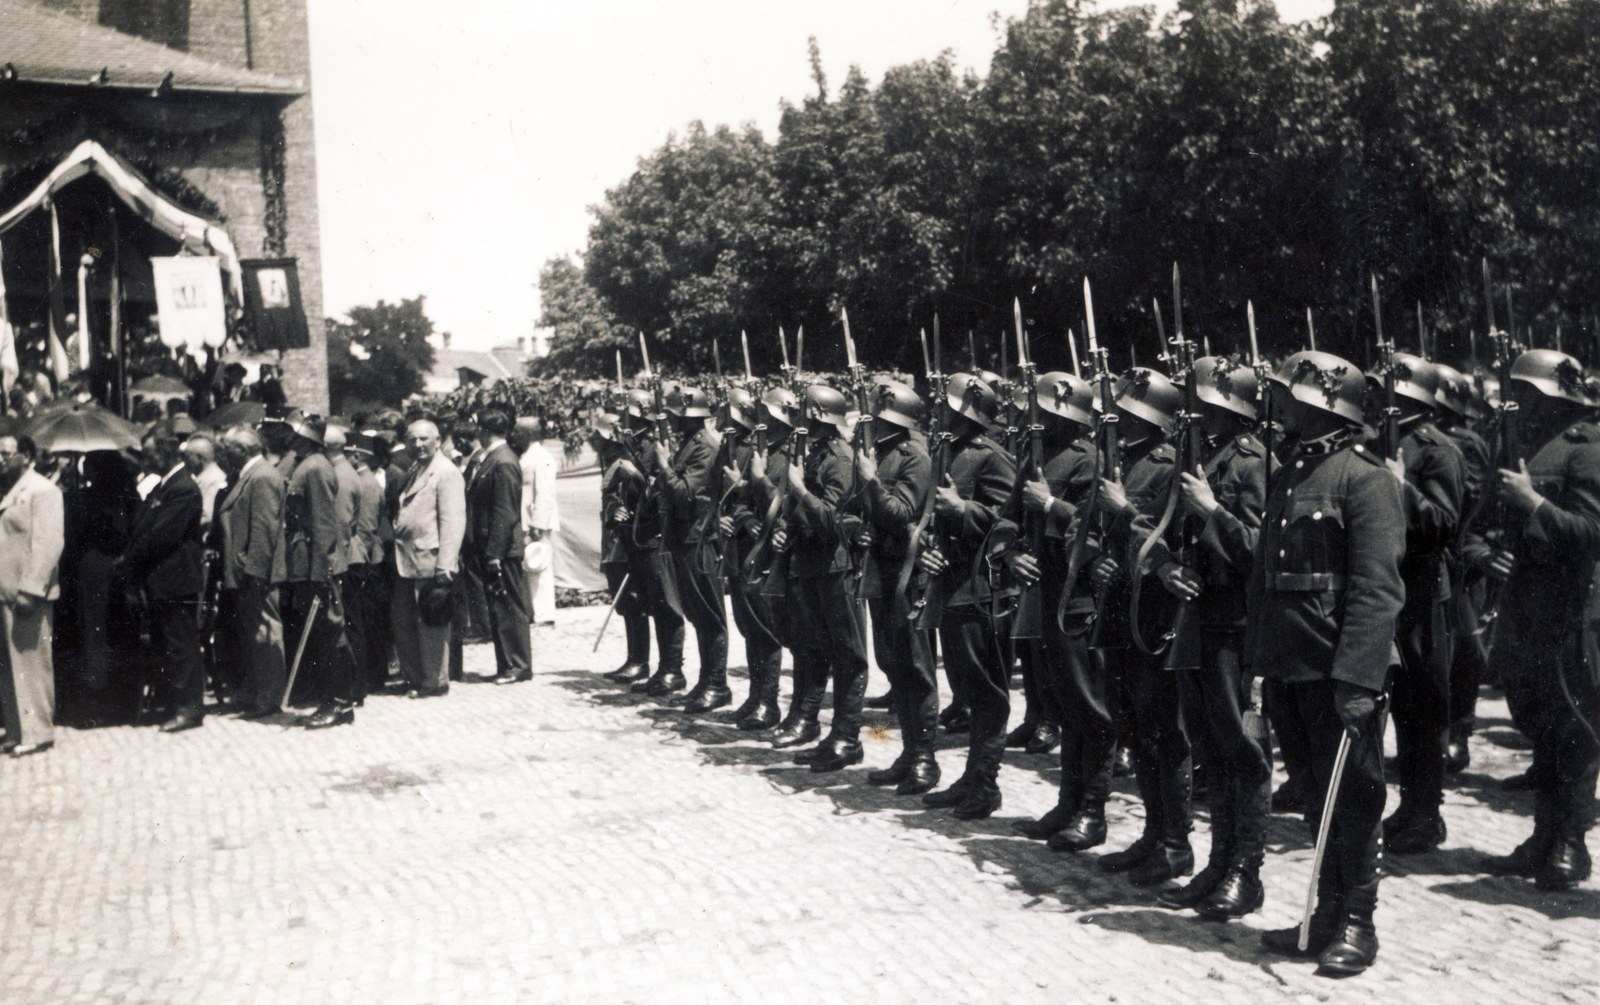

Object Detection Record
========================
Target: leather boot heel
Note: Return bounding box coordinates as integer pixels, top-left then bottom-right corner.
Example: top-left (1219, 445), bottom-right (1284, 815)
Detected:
top-left (1196, 866), bottom-right (1265, 920)
top-left (896, 753), bottom-right (940, 795)
top-left (868, 750), bottom-right (914, 786)
top-left (1049, 806), bottom-right (1108, 852)
top-left (1128, 841), bottom-right (1193, 887)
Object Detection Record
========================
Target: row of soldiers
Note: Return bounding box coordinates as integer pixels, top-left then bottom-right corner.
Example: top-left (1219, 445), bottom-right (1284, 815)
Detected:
top-left (586, 312), bottom-right (1599, 980)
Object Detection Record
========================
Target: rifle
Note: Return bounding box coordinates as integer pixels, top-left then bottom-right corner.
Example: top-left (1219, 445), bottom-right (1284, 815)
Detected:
top-left (1059, 278), bottom-right (1120, 640)
top-left (744, 326), bottom-right (808, 592)
top-left (1009, 298), bottom-right (1045, 640)
top-left (842, 307), bottom-right (875, 599)
top-left (1129, 263), bottom-right (1201, 665)
top-left (1372, 275), bottom-right (1400, 460)
top-left (1457, 261), bottom-right (1519, 565)
top-left (899, 318), bottom-right (950, 627)
top-left (1248, 300), bottom-right (1275, 491)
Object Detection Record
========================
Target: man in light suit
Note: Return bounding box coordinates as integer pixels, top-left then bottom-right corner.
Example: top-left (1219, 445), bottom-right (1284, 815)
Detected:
top-left (116, 428), bottom-right (206, 733)
top-left (0, 436), bottom-right (63, 757)
top-left (516, 417), bottom-right (560, 626)
top-left (392, 420), bottom-right (466, 697)
top-left (465, 409), bottom-right (532, 684)
top-left (215, 426), bottom-right (287, 718)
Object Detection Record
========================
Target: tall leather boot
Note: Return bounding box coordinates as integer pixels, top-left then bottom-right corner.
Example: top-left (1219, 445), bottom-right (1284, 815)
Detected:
top-left (1128, 748), bottom-right (1194, 885)
top-left (736, 651), bottom-right (782, 731)
top-left (1052, 729), bottom-right (1114, 852)
top-left (1262, 868), bottom-right (1342, 958)
top-left (896, 691), bottom-right (941, 795)
top-left (771, 660), bottom-right (824, 749)
top-left (606, 613), bottom-right (652, 681)
top-left (716, 657), bottom-right (763, 723)
top-left (684, 630), bottom-right (731, 713)
top-left (1161, 766), bottom-right (1233, 909)
top-left (1199, 751), bottom-right (1271, 920)
top-left (635, 616), bottom-right (686, 695)
top-left (1014, 732), bottom-right (1082, 840)
top-left (952, 759), bottom-right (1003, 820)
top-left (1484, 789), bottom-right (1558, 878)
top-left (1537, 779), bottom-right (1595, 891)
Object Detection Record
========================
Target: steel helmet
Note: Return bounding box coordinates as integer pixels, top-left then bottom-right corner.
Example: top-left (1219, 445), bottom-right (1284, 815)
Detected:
top-left (804, 384), bottom-right (850, 427)
top-left (624, 388), bottom-right (659, 421)
top-left (1113, 367), bottom-right (1180, 433)
top-left (978, 370), bottom-right (1006, 397)
top-left (1433, 364), bottom-right (1471, 418)
top-left (1510, 348), bottom-right (1593, 406)
top-left (590, 411), bottom-right (622, 441)
top-left (760, 386), bottom-right (800, 429)
top-left (945, 372), bottom-right (1000, 429)
top-left (665, 385), bottom-right (712, 418)
top-left (722, 386), bottom-right (757, 431)
top-left (1283, 351), bottom-right (1367, 424)
top-left (1193, 356), bottom-right (1259, 421)
top-left (1021, 371), bottom-right (1094, 426)
top-left (871, 379), bottom-right (926, 430)
top-left (1367, 352), bottom-right (1440, 409)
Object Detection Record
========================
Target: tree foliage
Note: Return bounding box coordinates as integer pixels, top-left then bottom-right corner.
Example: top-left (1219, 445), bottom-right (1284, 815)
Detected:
top-left (541, 0), bottom-right (1600, 382)
top-left (326, 297), bottom-right (437, 412)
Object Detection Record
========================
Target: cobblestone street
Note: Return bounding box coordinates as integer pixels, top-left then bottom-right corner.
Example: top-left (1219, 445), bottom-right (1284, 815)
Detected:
top-left (1, 604), bottom-right (1596, 1005)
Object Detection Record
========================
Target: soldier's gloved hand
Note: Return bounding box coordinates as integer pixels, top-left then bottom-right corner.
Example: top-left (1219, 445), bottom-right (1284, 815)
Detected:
top-left (1099, 478), bottom-right (1129, 513)
top-left (719, 515), bottom-right (737, 538)
top-left (1022, 476), bottom-right (1053, 513)
top-left (749, 450), bottom-right (767, 482)
top-left (935, 474), bottom-right (965, 518)
top-left (1090, 554), bottom-right (1119, 589)
top-left (1385, 447), bottom-right (1407, 488)
top-left (1157, 561), bottom-right (1201, 600)
top-left (1007, 551), bottom-right (1040, 587)
top-left (723, 465), bottom-right (743, 491)
top-left (1333, 680), bottom-right (1379, 738)
top-left (653, 443), bottom-right (672, 470)
top-left (918, 546), bottom-right (948, 576)
top-left (1487, 547), bottom-right (1515, 581)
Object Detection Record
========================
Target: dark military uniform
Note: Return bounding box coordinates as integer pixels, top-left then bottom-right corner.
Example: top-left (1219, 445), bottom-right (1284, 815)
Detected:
top-left (862, 428), bottom-right (935, 761)
top-left (748, 434), bottom-right (819, 730)
top-left (927, 429), bottom-right (1016, 800)
top-left (1477, 418), bottom-right (1600, 882)
top-left (1443, 421), bottom-right (1492, 753)
top-left (1245, 432), bottom-right (1405, 944)
top-left (597, 438), bottom-right (651, 673)
top-left (1095, 437), bottom-right (1191, 871)
top-left (715, 429), bottom-right (785, 726)
top-left (658, 426), bottom-right (728, 698)
top-left (781, 432), bottom-right (868, 751)
top-left (1148, 432), bottom-right (1269, 905)
top-left (618, 436), bottom-right (687, 693)
top-left (1388, 419), bottom-right (1465, 844)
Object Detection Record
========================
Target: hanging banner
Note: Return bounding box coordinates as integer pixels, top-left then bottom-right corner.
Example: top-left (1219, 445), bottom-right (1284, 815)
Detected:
top-left (241, 258), bottom-right (310, 350)
top-left (152, 256), bottom-right (226, 352)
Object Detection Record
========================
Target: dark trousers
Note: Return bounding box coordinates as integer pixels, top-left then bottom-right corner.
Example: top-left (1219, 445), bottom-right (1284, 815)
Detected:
top-left (336, 571), bottom-right (368, 703)
top-left (1493, 635), bottom-right (1600, 836)
top-left (1106, 644), bottom-right (1191, 844)
top-left (1392, 598), bottom-right (1452, 816)
top-left (1266, 677), bottom-right (1314, 804)
top-left (153, 595), bottom-right (204, 718)
top-left (1178, 630), bottom-right (1271, 869)
top-left (481, 557), bottom-right (532, 675)
top-left (939, 606), bottom-right (1010, 781)
top-left (1273, 678), bottom-right (1385, 919)
top-left (670, 549), bottom-right (727, 684)
top-left (792, 572), bottom-right (867, 743)
top-left (230, 577), bottom-right (285, 713)
top-left (350, 564), bottom-right (392, 691)
top-left (282, 581), bottom-right (357, 707)
top-left (1041, 579), bottom-right (1115, 811)
top-left (605, 562), bottom-right (651, 667)
top-left (1449, 576), bottom-right (1489, 733)
top-left (869, 594), bottom-right (937, 751)
top-left (732, 572), bottom-right (783, 686)
top-left (631, 548), bottom-right (684, 676)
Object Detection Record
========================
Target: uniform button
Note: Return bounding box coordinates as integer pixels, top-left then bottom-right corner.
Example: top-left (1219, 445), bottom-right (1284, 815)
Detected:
top-left (1278, 549), bottom-right (1286, 558)
top-left (1313, 511), bottom-right (1323, 520)
top-left (1355, 445), bottom-right (1364, 453)
top-left (1280, 519), bottom-right (1287, 527)
top-left (1286, 489), bottom-right (1293, 496)
top-left (1295, 460), bottom-right (1304, 469)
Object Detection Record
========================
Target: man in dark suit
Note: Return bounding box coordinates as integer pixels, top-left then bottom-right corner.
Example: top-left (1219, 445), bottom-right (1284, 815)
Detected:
top-left (215, 426), bottom-right (288, 717)
top-left (464, 409), bottom-right (531, 684)
top-left (116, 428), bottom-right (206, 733)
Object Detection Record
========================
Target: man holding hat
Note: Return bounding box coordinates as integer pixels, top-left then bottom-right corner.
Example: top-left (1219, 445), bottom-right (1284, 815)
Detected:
top-left (392, 419), bottom-right (466, 698)
top-left (465, 409), bottom-right (533, 684)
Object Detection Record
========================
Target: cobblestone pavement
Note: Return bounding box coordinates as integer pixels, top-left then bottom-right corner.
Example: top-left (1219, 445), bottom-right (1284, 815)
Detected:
top-left (1, 604), bottom-right (1597, 1005)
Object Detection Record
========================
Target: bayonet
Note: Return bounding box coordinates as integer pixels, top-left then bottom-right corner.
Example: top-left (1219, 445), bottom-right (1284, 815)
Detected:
top-left (741, 330), bottom-right (752, 381)
top-left (1306, 307), bottom-right (1316, 351)
top-left (1068, 328), bottom-right (1081, 379)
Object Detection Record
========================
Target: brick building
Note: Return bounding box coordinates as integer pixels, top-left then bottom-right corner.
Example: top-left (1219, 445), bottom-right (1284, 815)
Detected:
top-left (0, 0), bottom-right (328, 409)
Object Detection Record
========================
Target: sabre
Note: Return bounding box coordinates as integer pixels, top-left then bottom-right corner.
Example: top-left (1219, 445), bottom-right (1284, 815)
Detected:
top-left (741, 330), bottom-right (753, 381)
top-left (1068, 328), bottom-right (1081, 378)
top-left (592, 573), bottom-right (630, 653)
top-left (1301, 725), bottom-right (1355, 951)
top-left (282, 592), bottom-right (324, 710)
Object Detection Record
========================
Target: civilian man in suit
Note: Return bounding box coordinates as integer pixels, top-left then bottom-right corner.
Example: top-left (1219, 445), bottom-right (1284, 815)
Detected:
top-left (347, 433), bottom-right (391, 693)
top-left (0, 436), bottom-right (64, 757)
top-left (284, 416), bottom-right (358, 729)
top-left (215, 426), bottom-right (288, 717)
top-left (116, 428), bottom-right (206, 733)
top-left (465, 409), bottom-right (532, 684)
top-left (392, 420), bottom-right (466, 697)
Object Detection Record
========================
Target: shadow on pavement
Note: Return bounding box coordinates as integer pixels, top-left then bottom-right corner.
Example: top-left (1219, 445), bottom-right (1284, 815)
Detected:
top-left (1428, 877), bottom-right (1600, 921)
top-left (1444, 770), bottom-right (1535, 817)
top-left (1079, 909), bottom-right (1278, 969)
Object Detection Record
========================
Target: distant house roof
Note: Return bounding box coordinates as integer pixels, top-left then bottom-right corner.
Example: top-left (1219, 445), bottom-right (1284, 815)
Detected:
top-left (0, 0), bottom-right (304, 94)
top-left (424, 347), bottom-right (519, 395)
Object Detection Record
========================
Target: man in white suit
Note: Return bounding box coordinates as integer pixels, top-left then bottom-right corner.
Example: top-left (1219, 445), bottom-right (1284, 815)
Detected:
top-left (515, 417), bottom-right (560, 626)
top-left (392, 420), bottom-right (466, 698)
top-left (0, 436), bottom-right (64, 757)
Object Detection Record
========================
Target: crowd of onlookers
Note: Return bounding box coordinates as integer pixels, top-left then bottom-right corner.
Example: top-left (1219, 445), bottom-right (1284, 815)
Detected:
top-left (0, 381), bottom-right (561, 756)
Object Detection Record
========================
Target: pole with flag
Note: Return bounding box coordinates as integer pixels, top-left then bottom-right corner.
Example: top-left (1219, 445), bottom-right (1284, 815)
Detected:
top-left (0, 238), bottom-right (17, 410)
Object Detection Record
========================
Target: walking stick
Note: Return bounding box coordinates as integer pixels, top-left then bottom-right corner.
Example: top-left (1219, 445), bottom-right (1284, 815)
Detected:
top-left (592, 572), bottom-right (630, 653)
top-left (281, 591), bottom-right (324, 710)
top-left (1300, 725), bottom-right (1354, 951)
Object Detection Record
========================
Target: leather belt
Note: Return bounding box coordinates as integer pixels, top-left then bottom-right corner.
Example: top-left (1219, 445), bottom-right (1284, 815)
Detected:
top-left (1272, 572), bottom-right (1346, 592)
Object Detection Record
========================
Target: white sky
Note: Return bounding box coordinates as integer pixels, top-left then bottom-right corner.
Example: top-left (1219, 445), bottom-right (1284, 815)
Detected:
top-left (306, 0), bottom-right (1332, 351)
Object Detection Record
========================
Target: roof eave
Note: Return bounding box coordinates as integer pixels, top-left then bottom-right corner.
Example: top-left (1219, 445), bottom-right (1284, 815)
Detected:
top-left (4, 75), bottom-right (303, 97)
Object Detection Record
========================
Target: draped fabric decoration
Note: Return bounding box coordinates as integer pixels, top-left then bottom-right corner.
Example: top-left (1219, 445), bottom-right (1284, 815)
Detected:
top-left (0, 240), bottom-right (17, 394)
top-left (45, 200), bottom-right (71, 385)
top-left (0, 139), bottom-right (244, 302)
